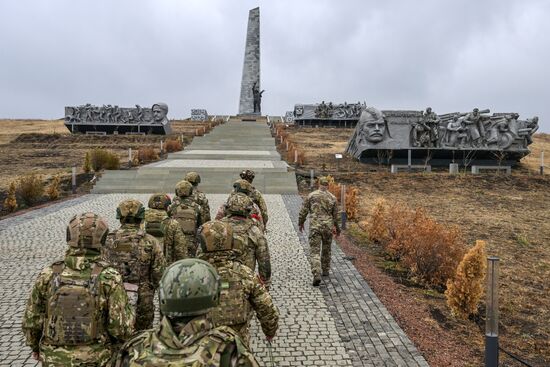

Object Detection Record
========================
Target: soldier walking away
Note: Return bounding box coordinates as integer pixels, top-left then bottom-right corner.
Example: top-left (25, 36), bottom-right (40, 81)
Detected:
top-left (185, 171), bottom-right (211, 222)
top-left (103, 199), bottom-right (165, 331)
top-left (22, 212), bottom-right (134, 366)
top-left (215, 179), bottom-right (264, 231)
top-left (198, 220), bottom-right (279, 347)
top-left (239, 169), bottom-right (268, 227)
top-left (299, 177), bottom-right (340, 286)
top-left (169, 180), bottom-right (203, 257)
top-left (144, 193), bottom-right (188, 264)
top-left (112, 258), bottom-right (260, 367)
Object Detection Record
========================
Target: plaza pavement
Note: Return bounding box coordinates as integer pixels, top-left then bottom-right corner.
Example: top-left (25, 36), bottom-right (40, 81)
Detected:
top-left (0, 120), bottom-right (428, 366)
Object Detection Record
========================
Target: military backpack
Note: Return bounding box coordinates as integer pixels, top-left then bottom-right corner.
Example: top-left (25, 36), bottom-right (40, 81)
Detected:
top-left (44, 261), bottom-right (105, 346)
top-left (171, 202), bottom-right (198, 235)
top-left (103, 229), bottom-right (150, 285)
top-left (210, 263), bottom-right (252, 326)
top-left (144, 209), bottom-right (168, 238)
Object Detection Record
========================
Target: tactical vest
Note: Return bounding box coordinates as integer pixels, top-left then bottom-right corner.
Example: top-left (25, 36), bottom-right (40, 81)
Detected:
top-left (103, 230), bottom-right (150, 285)
top-left (171, 202), bottom-right (198, 235)
top-left (144, 209), bottom-right (168, 238)
top-left (229, 219), bottom-right (254, 265)
top-left (209, 263), bottom-right (251, 326)
top-left (44, 261), bottom-right (105, 346)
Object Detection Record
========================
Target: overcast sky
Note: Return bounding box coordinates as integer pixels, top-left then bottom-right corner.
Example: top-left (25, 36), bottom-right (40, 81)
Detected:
top-left (0, 0), bottom-right (548, 131)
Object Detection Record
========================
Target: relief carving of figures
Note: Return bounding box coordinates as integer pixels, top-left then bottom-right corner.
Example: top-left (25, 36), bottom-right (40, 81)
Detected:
top-left (518, 116), bottom-right (539, 145)
top-left (412, 107), bottom-right (441, 147)
top-left (65, 103), bottom-right (169, 126)
top-left (463, 108), bottom-right (491, 147)
top-left (444, 115), bottom-right (468, 148)
top-left (152, 103), bottom-right (169, 125)
top-left (315, 101), bottom-right (362, 119)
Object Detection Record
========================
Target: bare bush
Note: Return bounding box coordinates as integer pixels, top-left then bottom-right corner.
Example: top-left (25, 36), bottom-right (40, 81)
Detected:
top-left (165, 139), bottom-right (183, 152)
top-left (18, 173), bottom-right (44, 206)
top-left (3, 181), bottom-right (17, 212)
top-left (138, 147), bottom-right (159, 163)
top-left (90, 148), bottom-right (120, 170)
top-left (46, 175), bottom-right (60, 200)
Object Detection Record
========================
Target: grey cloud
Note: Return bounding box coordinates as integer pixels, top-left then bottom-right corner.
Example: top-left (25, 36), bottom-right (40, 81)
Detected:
top-left (0, 0), bottom-right (548, 131)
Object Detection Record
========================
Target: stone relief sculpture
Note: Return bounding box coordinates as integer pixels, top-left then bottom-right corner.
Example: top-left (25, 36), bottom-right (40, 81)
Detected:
top-left (64, 103), bottom-right (171, 134)
top-left (314, 101), bottom-right (363, 119)
top-left (411, 107), bottom-right (441, 148)
top-left (346, 107), bottom-right (392, 158)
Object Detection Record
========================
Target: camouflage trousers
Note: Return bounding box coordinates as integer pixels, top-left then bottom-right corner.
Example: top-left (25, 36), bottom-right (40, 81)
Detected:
top-left (185, 234), bottom-right (198, 258)
top-left (308, 227), bottom-right (333, 277)
top-left (135, 286), bottom-right (155, 331)
top-left (231, 322), bottom-right (251, 348)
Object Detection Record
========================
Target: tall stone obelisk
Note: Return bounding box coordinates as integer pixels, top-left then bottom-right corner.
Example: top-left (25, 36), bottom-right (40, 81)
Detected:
top-left (238, 7), bottom-right (261, 116)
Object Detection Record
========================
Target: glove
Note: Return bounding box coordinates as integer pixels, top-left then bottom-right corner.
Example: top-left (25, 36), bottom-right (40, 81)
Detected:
top-left (32, 352), bottom-right (40, 361)
top-left (266, 334), bottom-right (275, 342)
top-left (299, 224), bottom-right (304, 233)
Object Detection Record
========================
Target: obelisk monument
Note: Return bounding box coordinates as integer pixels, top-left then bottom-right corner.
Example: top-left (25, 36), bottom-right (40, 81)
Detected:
top-left (238, 7), bottom-right (261, 116)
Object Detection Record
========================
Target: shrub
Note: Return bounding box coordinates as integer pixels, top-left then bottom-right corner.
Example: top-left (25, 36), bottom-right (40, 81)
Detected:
top-left (46, 175), bottom-right (60, 200)
top-left (18, 173), bottom-right (44, 205)
top-left (138, 147), bottom-right (159, 162)
top-left (90, 148), bottom-right (120, 170)
top-left (345, 186), bottom-right (358, 220)
top-left (83, 152), bottom-right (92, 173)
top-left (165, 139), bottom-right (183, 152)
top-left (445, 240), bottom-right (487, 318)
top-left (365, 198), bottom-right (389, 243)
top-left (3, 181), bottom-right (17, 212)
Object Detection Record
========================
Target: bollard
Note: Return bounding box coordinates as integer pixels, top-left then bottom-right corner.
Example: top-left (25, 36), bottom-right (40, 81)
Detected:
top-left (340, 185), bottom-right (347, 230)
top-left (294, 150), bottom-right (298, 164)
top-left (485, 256), bottom-right (500, 367)
top-left (286, 141), bottom-right (289, 151)
top-left (310, 169), bottom-right (314, 188)
top-left (541, 151), bottom-right (544, 175)
top-left (407, 149), bottom-right (412, 171)
top-left (71, 167), bottom-right (77, 194)
top-left (128, 148), bottom-right (132, 167)
top-left (160, 140), bottom-right (164, 155)
top-left (449, 163), bottom-right (459, 174)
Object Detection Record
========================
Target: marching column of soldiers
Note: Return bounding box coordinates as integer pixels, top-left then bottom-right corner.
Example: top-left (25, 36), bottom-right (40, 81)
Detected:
top-left (21, 170), bottom-right (339, 366)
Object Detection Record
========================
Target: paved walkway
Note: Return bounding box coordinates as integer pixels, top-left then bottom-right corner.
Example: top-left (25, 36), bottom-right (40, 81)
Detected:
top-left (0, 120), bottom-right (428, 366)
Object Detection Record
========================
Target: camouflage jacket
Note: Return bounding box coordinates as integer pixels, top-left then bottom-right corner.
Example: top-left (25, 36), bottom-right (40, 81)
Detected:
top-left (215, 199), bottom-right (264, 232)
top-left (22, 248), bottom-right (134, 366)
top-left (220, 216), bottom-right (271, 285)
top-left (163, 217), bottom-right (188, 265)
top-left (168, 197), bottom-right (203, 233)
top-left (103, 224), bottom-right (165, 289)
top-left (249, 187), bottom-right (268, 226)
top-left (113, 315), bottom-right (259, 367)
top-left (171, 189), bottom-right (210, 224)
top-left (200, 255), bottom-right (279, 339)
top-left (298, 188), bottom-right (340, 233)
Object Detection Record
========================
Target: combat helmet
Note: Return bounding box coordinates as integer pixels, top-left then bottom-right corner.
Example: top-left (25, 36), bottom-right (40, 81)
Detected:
top-left (318, 176), bottom-right (329, 187)
top-left (233, 179), bottom-right (253, 195)
top-left (159, 258), bottom-right (221, 317)
top-left (116, 199), bottom-right (145, 222)
top-left (66, 212), bottom-right (109, 249)
top-left (239, 169), bottom-right (255, 183)
top-left (175, 180), bottom-right (193, 198)
top-left (198, 220), bottom-right (235, 253)
top-left (185, 172), bottom-right (201, 186)
top-left (225, 193), bottom-right (254, 217)
top-left (148, 193), bottom-right (172, 210)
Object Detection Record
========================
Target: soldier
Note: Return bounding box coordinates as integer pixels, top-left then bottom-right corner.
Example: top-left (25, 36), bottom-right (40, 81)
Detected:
top-left (221, 193), bottom-right (271, 288)
top-left (169, 180), bottom-right (203, 257)
top-left (197, 220), bottom-right (279, 346)
top-left (239, 169), bottom-right (268, 227)
top-left (22, 212), bottom-right (134, 366)
top-left (144, 193), bottom-right (188, 264)
top-left (186, 171), bottom-right (211, 222)
top-left (103, 199), bottom-right (165, 331)
top-left (112, 258), bottom-right (260, 366)
top-left (215, 179), bottom-right (264, 231)
top-left (298, 177), bottom-right (340, 286)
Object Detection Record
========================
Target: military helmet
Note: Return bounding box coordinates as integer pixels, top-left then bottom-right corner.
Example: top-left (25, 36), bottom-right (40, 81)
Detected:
top-left (116, 199), bottom-right (145, 219)
top-left (318, 176), bottom-right (329, 186)
top-left (175, 180), bottom-right (193, 198)
top-left (185, 171), bottom-right (201, 186)
top-left (148, 193), bottom-right (172, 210)
top-left (239, 169), bottom-right (255, 183)
top-left (159, 258), bottom-right (221, 317)
top-left (66, 212), bottom-right (109, 249)
top-left (233, 179), bottom-right (253, 195)
top-left (198, 220), bottom-right (234, 253)
top-left (225, 193), bottom-right (254, 217)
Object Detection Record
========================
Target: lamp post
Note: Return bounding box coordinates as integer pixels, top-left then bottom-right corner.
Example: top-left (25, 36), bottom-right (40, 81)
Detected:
top-left (485, 256), bottom-right (500, 367)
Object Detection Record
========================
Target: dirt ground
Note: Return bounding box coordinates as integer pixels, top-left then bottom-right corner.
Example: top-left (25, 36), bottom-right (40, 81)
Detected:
top-left (281, 125), bottom-right (550, 366)
top-left (0, 119), bottom-right (214, 214)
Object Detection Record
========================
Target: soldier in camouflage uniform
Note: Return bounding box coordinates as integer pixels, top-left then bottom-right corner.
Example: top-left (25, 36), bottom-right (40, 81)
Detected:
top-left (22, 212), bottom-right (134, 366)
top-left (112, 258), bottom-right (260, 367)
top-left (299, 177), bottom-right (340, 286)
top-left (169, 180), bottom-right (203, 257)
top-left (144, 193), bottom-right (188, 264)
top-left (186, 171), bottom-right (211, 222)
top-left (239, 169), bottom-right (268, 227)
top-left (197, 220), bottom-right (279, 346)
top-left (215, 179), bottom-right (264, 231)
top-left (220, 193), bottom-right (271, 288)
top-left (103, 199), bottom-right (165, 331)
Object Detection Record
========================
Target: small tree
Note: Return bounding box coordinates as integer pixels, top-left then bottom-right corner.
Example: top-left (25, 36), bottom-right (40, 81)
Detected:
top-left (445, 240), bottom-right (487, 318)
top-left (83, 152), bottom-right (92, 173)
top-left (3, 181), bottom-right (17, 212)
top-left (46, 175), bottom-right (60, 200)
top-left (18, 174), bottom-right (44, 206)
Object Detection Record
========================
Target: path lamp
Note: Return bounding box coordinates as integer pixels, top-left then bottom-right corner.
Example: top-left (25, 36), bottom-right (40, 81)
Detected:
top-left (485, 256), bottom-right (499, 367)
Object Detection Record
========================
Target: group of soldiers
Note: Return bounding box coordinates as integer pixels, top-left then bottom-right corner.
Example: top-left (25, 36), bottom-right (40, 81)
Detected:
top-left (21, 169), bottom-right (340, 366)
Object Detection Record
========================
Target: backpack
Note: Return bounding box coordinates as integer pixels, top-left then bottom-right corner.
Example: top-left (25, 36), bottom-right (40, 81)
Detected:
top-left (144, 209), bottom-right (168, 238)
top-left (209, 263), bottom-right (251, 326)
top-left (227, 219), bottom-right (254, 267)
top-left (171, 202), bottom-right (198, 235)
top-left (44, 261), bottom-right (105, 346)
top-left (103, 230), bottom-right (149, 284)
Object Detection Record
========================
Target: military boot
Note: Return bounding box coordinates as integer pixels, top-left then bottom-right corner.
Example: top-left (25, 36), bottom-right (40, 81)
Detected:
top-left (312, 273), bottom-right (321, 286)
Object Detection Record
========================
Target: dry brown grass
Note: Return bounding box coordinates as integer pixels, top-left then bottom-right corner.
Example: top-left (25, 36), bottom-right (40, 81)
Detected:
top-left (0, 119), bottom-right (67, 144)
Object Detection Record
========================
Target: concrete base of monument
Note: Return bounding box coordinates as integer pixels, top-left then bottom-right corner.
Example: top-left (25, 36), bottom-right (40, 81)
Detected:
top-left (64, 123), bottom-right (171, 135)
top-left (358, 148), bottom-right (529, 167)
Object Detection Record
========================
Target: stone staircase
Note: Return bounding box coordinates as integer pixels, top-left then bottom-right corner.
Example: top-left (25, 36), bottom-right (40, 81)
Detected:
top-left (92, 120), bottom-right (298, 194)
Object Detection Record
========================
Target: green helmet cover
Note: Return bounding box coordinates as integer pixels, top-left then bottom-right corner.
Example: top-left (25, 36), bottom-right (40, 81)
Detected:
top-left (159, 258), bottom-right (221, 317)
